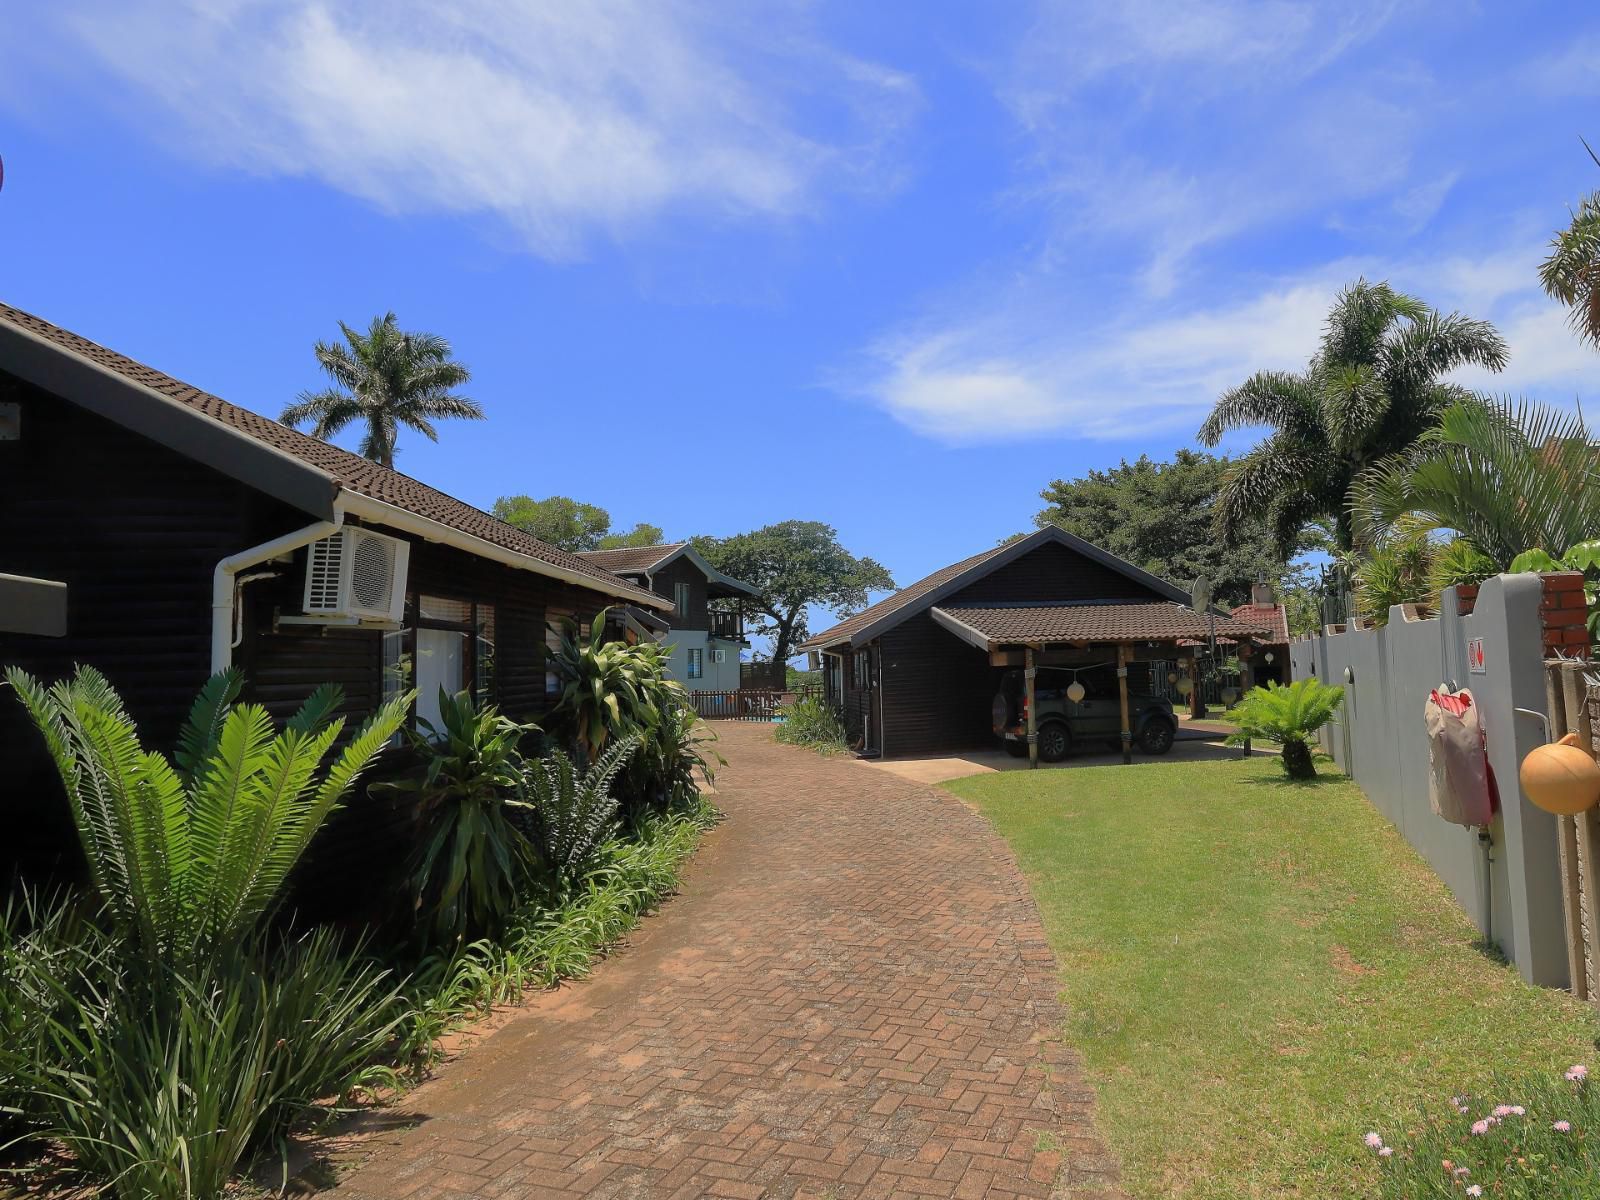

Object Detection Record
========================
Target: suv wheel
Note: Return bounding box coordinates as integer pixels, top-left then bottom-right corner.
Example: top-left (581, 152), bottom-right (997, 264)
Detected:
top-left (1139, 718), bottom-right (1176, 755)
top-left (1037, 722), bottom-right (1071, 763)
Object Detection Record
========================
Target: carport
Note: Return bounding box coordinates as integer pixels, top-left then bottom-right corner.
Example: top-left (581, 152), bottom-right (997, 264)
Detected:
top-left (928, 601), bottom-right (1276, 766)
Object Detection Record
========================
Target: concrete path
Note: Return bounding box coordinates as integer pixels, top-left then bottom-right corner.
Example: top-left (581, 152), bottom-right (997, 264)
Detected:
top-left (328, 724), bottom-right (1122, 1200)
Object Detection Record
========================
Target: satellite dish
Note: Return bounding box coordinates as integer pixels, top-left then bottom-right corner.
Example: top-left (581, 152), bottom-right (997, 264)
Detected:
top-left (1189, 577), bottom-right (1212, 613)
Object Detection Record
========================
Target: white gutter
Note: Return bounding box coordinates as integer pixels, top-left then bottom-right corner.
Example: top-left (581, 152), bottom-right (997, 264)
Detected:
top-left (336, 492), bottom-right (674, 612)
top-left (210, 513), bottom-right (343, 673)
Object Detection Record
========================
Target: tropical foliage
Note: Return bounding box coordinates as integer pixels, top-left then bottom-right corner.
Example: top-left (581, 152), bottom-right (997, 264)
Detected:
top-left (1541, 169), bottom-right (1600, 348)
top-left (545, 615), bottom-right (682, 761)
top-left (1199, 280), bottom-right (1507, 555)
top-left (280, 312), bottom-right (481, 467)
top-left (378, 689), bottom-right (538, 946)
top-left (1034, 450), bottom-right (1304, 606)
top-left (519, 737), bottom-right (635, 896)
top-left (1226, 679), bottom-right (1344, 780)
top-left (490, 494), bottom-right (663, 552)
top-left (775, 694), bottom-right (849, 754)
top-left (5, 665), bottom-right (411, 968)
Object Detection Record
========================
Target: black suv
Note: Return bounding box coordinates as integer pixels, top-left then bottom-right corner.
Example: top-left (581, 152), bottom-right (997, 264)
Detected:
top-left (990, 665), bottom-right (1177, 761)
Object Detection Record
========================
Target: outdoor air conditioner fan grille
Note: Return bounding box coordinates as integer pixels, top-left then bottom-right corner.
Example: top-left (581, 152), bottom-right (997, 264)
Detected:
top-left (349, 532), bottom-right (397, 612)
top-left (304, 535), bottom-right (345, 611)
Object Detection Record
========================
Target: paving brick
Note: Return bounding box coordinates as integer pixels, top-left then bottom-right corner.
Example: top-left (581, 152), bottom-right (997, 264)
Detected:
top-left (326, 725), bottom-right (1123, 1199)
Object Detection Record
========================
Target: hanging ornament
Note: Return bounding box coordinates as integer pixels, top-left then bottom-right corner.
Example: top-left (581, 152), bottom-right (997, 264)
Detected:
top-left (1066, 680), bottom-right (1086, 703)
top-left (1175, 677), bottom-right (1194, 697)
top-left (1264, 651), bottom-right (1275, 664)
top-left (1222, 687), bottom-right (1239, 706)
top-left (1166, 670), bottom-right (1179, 684)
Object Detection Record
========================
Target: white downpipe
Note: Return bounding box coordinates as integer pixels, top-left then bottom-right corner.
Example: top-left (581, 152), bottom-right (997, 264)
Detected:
top-left (210, 513), bottom-right (343, 673)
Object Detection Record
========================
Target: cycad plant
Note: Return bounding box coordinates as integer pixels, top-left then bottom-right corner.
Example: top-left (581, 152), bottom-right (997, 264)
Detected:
top-left (5, 666), bottom-right (412, 968)
top-left (379, 689), bottom-right (538, 948)
top-left (1226, 679), bottom-right (1345, 780)
top-left (1199, 280), bottom-right (1507, 555)
top-left (521, 736), bottom-right (636, 896)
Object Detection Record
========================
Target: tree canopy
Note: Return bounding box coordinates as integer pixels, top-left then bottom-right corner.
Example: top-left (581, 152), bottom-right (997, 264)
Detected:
top-left (490, 496), bottom-right (663, 554)
top-left (280, 312), bottom-right (481, 468)
top-left (1197, 279), bottom-right (1507, 555)
top-left (1034, 450), bottom-right (1298, 607)
top-left (693, 521), bottom-right (894, 665)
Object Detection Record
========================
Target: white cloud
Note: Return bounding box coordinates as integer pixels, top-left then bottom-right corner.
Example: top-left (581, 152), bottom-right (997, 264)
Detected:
top-left (860, 240), bottom-right (1598, 445)
top-left (19, 0), bottom-right (916, 258)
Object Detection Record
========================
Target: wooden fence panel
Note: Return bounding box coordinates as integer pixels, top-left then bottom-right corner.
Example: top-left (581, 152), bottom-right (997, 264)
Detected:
top-left (689, 687), bottom-right (822, 721)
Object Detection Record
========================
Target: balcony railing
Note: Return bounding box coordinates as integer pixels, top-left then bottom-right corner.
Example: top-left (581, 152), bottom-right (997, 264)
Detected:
top-left (708, 610), bottom-right (745, 641)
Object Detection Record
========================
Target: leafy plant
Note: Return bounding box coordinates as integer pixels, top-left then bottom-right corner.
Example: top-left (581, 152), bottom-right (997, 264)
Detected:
top-left (650, 703), bottom-right (723, 812)
top-left (775, 694), bottom-right (848, 754)
top-left (1225, 679), bottom-right (1344, 780)
top-left (378, 688), bottom-right (538, 948)
top-left (18, 928), bottom-right (405, 1200)
top-left (4, 666), bottom-right (411, 969)
top-left (546, 613), bottom-right (682, 760)
top-left (1510, 540), bottom-right (1600, 643)
top-left (520, 737), bottom-right (635, 896)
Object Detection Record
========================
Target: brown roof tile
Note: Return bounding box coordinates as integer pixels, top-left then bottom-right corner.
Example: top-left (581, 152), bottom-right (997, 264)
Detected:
top-left (0, 301), bottom-right (663, 609)
top-left (934, 603), bottom-right (1277, 647)
top-left (801, 542), bottom-right (1012, 651)
top-left (576, 543), bottom-right (687, 574)
top-left (1230, 602), bottom-right (1291, 644)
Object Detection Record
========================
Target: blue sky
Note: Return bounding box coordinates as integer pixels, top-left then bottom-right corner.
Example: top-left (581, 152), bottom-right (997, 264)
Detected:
top-left (3, 1), bottom-right (1599, 646)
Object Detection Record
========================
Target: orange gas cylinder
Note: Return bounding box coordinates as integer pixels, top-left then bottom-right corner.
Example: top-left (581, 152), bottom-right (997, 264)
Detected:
top-left (1520, 732), bottom-right (1600, 815)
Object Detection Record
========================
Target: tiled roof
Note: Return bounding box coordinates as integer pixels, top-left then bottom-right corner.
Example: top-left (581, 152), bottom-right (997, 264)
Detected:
top-left (1230, 602), bottom-right (1291, 644)
top-left (933, 603), bottom-right (1277, 647)
top-left (801, 542), bottom-right (1012, 651)
top-left (0, 301), bottom-right (663, 609)
top-left (576, 543), bottom-right (687, 574)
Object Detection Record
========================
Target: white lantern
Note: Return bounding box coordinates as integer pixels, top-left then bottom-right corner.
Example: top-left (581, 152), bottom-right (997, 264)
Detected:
top-left (1222, 687), bottom-right (1239, 706)
top-left (1166, 670), bottom-right (1179, 684)
top-left (1175, 677), bottom-right (1194, 697)
top-left (1264, 651), bottom-right (1275, 664)
top-left (1066, 680), bottom-right (1086, 703)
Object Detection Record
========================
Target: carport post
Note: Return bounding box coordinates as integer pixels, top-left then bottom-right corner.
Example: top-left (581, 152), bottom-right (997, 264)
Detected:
top-left (1025, 647), bottom-right (1039, 769)
top-left (1117, 644), bottom-right (1133, 764)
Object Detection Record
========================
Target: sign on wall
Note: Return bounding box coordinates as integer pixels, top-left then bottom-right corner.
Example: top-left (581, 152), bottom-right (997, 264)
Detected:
top-left (1467, 636), bottom-right (1487, 674)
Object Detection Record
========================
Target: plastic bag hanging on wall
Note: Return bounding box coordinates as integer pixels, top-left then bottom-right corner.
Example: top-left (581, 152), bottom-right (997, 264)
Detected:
top-left (1425, 686), bottom-right (1497, 827)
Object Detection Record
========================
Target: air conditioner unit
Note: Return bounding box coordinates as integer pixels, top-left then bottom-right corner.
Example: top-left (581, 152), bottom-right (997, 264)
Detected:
top-left (710, 648), bottom-right (727, 664)
top-left (301, 528), bottom-right (409, 623)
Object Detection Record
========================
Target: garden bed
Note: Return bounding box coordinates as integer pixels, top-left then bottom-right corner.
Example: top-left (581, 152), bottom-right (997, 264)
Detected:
top-left (943, 756), bottom-right (1600, 1198)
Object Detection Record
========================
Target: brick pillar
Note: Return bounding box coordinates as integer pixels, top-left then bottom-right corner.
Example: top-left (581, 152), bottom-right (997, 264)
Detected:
top-left (1540, 572), bottom-right (1591, 658)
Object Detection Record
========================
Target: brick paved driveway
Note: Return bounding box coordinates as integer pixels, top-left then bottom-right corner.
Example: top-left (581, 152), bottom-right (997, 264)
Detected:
top-left (330, 725), bottom-right (1122, 1200)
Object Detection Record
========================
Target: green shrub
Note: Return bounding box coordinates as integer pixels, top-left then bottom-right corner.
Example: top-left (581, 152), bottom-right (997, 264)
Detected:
top-left (775, 694), bottom-right (848, 754)
top-left (545, 614), bottom-right (681, 760)
top-left (5, 665), bottom-right (411, 968)
top-left (1364, 1062), bottom-right (1598, 1197)
top-left (520, 736), bottom-right (635, 897)
top-left (376, 688), bottom-right (537, 949)
top-left (1225, 678), bottom-right (1344, 779)
top-left (651, 703), bottom-right (722, 813)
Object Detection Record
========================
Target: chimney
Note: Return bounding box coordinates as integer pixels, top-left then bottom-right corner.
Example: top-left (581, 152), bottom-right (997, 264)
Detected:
top-left (1251, 573), bottom-right (1275, 608)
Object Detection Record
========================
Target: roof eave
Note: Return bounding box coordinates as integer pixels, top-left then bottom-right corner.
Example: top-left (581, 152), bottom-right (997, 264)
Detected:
top-left (0, 319), bottom-right (339, 521)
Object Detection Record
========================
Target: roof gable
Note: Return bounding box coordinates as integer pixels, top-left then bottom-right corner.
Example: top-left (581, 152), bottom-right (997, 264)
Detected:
top-left (801, 527), bottom-right (1188, 651)
top-left (0, 301), bottom-right (667, 610)
top-left (577, 542), bottom-right (759, 597)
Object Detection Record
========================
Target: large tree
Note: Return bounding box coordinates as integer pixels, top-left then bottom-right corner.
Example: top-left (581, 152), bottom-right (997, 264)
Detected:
top-left (280, 312), bottom-right (480, 468)
top-left (693, 521), bottom-right (894, 665)
top-left (491, 495), bottom-right (663, 553)
top-left (1198, 279), bottom-right (1507, 555)
top-left (1541, 170), bottom-right (1600, 346)
top-left (1034, 450), bottom-right (1300, 607)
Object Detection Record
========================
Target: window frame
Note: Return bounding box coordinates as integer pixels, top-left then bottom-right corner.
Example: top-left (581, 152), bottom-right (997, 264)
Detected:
top-left (674, 580), bottom-right (692, 619)
top-left (385, 592), bottom-right (497, 732)
top-left (686, 646), bottom-right (704, 680)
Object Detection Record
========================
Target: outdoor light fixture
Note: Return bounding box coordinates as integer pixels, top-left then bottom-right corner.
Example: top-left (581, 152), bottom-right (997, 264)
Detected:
top-left (1167, 670), bottom-right (1179, 684)
top-left (1066, 680), bottom-right (1086, 703)
top-left (1175, 677), bottom-right (1194, 697)
top-left (1264, 651), bottom-right (1275, 664)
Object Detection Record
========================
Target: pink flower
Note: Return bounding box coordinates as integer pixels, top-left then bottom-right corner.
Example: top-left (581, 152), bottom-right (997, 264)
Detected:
top-left (1470, 1119), bottom-right (1491, 1136)
top-left (1492, 1104), bottom-right (1514, 1117)
top-left (1466, 1187), bottom-right (1483, 1198)
top-left (1567, 1064), bottom-right (1589, 1083)
top-left (1510, 1105), bottom-right (1525, 1116)
top-left (1363, 1131), bottom-right (1383, 1149)
top-left (1554, 1120), bottom-right (1572, 1133)
top-left (1378, 1146), bottom-right (1393, 1157)
top-left (1453, 1167), bottom-right (1471, 1177)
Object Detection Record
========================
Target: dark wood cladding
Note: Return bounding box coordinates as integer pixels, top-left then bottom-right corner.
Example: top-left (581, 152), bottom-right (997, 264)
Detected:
top-left (648, 555), bottom-right (707, 629)
top-left (948, 541), bottom-right (1164, 606)
top-left (879, 614), bottom-right (996, 757)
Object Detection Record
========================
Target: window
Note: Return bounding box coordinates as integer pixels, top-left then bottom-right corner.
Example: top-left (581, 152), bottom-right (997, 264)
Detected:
top-left (383, 594), bottom-right (495, 735)
top-left (853, 648), bottom-right (871, 689)
top-left (546, 611), bottom-right (571, 698)
top-left (686, 647), bottom-right (704, 679)
top-left (674, 581), bottom-right (692, 618)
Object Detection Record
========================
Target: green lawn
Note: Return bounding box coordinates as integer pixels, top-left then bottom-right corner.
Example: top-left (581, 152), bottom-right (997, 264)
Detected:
top-left (943, 756), bottom-right (1600, 1199)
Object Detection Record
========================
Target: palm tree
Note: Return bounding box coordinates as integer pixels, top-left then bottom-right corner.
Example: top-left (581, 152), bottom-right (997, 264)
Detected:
top-left (1198, 280), bottom-right (1508, 555)
top-left (1540, 183), bottom-right (1600, 347)
top-left (280, 313), bottom-right (482, 468)
top-left (1349, 396), bottom-right (1600, 567)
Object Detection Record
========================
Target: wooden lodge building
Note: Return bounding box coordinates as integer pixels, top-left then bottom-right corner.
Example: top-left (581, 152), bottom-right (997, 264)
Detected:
top-left (0, 301), bottom-right (673, 878)
top-left (801, 527), bottom-right (1277, 762)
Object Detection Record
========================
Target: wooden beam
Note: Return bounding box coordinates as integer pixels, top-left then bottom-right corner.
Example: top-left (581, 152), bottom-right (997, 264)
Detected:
top-left (1117, 643), bottom-right (1133, 765)
top-left (1561, 662), bottom-right (1599, 1002)
top-left (1026, 647), bottom-right (1039, 770)
top-left (1547, 661), bottom-right (1589, 999)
